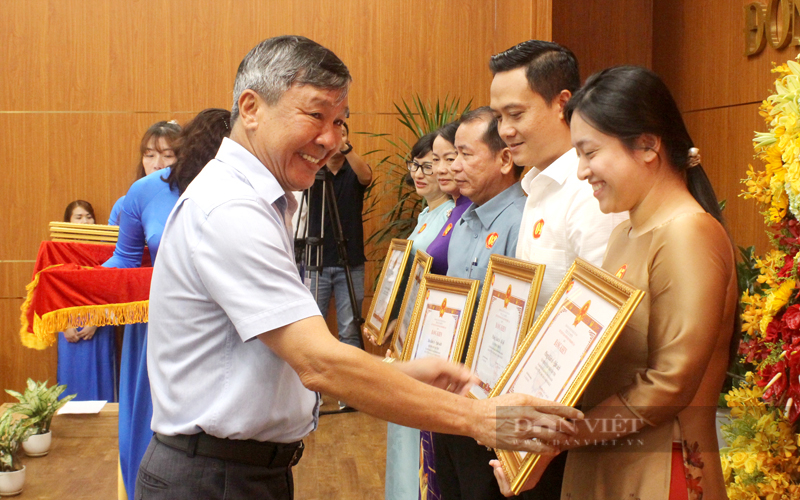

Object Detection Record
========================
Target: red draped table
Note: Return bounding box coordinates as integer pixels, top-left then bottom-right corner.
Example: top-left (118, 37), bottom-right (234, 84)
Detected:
top-left (20, 241), bottom-right (152, 349)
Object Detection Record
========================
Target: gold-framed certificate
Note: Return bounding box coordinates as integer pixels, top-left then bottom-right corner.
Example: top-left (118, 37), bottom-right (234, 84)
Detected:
top-left (490, 258), bottom-right (644, 495)
top-left (464, 255), bottom-right (545, 399)
top-left (389, 250), bottom-right (433, 359)
top-left (365, 239), bottom-right (413, 344)
top-left (401, 274), bottom-right (478, 363)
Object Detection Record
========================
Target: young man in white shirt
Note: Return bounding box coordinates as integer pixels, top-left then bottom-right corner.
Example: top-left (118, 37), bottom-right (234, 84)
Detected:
top-left (488, 40), bottom-right (628, 499)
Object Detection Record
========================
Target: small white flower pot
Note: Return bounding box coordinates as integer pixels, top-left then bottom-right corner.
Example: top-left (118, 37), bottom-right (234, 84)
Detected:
top-left (0, 466), bottom-right (25, 497)
top-left (22, 430), bottom-right (51, 457)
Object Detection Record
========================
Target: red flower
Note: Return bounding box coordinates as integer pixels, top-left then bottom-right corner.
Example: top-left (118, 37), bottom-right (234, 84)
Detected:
top-left (765, 316), bottom-right (783, 342)
top-left (785, 384), bottom-right (800, 424)
top-left (783, 304), bottom-right (800, 330)
top-left (778, 254), bottom-right (796, 277)
top-left (775, 218), bottom-right (800, 250)
top-left (740, 337), bottom-right (770, 364)
top-left (758, 360), bottom-right (788, 403)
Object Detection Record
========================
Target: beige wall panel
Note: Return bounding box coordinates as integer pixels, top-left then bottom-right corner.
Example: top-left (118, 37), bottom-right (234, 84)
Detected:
top-left (653, 0), bottom-right (799, 111)
top-left (158, 0), bottom-right (497, 113)
top-left (0, 262), bottom-right (35, 299)
top-left (553, 0), bottom-right (653, 80)
top-left (43, 0), bottom-right (113, 111)
top-left (0, 299), bottom-right (57, 404)
top-left (286, 0), bottom-right (494, 112)
top-left (169, 0), bottom-right (239, 112)
top-left (0, 113), bottom-right (50, 259)
top-left (494, 0), bottom-right (552, 54)
top-left (683, 104), bottom-right (772, 255)
top-left (107, 0), bottom-right (172, 112)
top-left (0, 1), bottom-right (48, 111)
top-left (47, 113), bottom-right (115, 231)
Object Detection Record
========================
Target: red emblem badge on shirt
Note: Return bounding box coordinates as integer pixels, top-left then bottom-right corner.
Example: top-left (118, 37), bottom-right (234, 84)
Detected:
top-left (616, 265), bottom-right (627, 279)
top-left (442, 223), bottom-right (453, 237)
top-left (533, 219), bottom-right (545, 239)
top-left (486, 232), bottom-right (499, 249)
top-left (418, 223), bottom-right (427, 234)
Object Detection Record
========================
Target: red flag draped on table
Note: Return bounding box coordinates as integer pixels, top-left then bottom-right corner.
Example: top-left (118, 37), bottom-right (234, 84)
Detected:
top-left (20, 241), bottom-right (153, 350)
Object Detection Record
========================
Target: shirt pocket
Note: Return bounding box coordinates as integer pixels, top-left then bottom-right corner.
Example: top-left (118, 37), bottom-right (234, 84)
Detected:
top-left (525, 247), bottom-right (567, 272)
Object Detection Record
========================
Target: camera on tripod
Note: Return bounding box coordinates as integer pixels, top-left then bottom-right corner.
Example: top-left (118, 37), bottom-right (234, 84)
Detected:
top-left (294, 166), bottom-right (365, 350)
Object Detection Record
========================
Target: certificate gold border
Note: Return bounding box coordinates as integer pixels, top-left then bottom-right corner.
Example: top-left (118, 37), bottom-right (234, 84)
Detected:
top-left (365, 238), bottom-right (413, 344)
top-left (400, 274), bottom-right (479, 363)
top-left (489, 258), bottom-right (645, 495)
top-left (388, 249), bottom-right (433, 359)
top-left (463, 255), bottom-right (545, 398)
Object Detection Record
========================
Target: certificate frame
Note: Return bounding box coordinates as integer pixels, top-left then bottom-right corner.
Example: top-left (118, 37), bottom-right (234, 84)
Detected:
top-left (388, 250), bottom-right (433, 359)
top-left (489, 258), bottom-right (645, 495)
top-left (400, 274), bottom-right (479, 363)
top-left (464, 255), bottom-right (545, 399)
top-left (364, 239), bottom-right (413, 344)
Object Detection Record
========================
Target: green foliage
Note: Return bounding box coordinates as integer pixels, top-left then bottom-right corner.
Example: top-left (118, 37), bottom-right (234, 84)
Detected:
top-left (362, 95), bottom-right (471, 251)
top-left (0, 409), bottom-right (38, 472)
top-left (6, 379), bottom-right (76, 434)
top-left (716, 244), bottom-right (762, 406)
top-left (737, 245), bottom-right (762, 296)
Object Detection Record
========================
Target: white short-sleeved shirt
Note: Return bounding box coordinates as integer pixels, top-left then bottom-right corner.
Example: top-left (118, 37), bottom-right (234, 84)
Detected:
top-left (148, 138), bottom-right (322, 443)
top-left (516, 148), bottom-right (628, 319)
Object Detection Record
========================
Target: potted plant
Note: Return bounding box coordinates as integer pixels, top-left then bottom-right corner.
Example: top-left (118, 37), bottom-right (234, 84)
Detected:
top-left (6, 379), bottom-right (75, 457)
top-left (363, 95), bottom-right (472, 248)
top-left (0, 408), bottom-right (39, 496)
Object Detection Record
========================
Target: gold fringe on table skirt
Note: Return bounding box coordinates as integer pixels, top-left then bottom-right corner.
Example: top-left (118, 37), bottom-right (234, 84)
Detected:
top-left (19, 269), bottom-right (149, 350)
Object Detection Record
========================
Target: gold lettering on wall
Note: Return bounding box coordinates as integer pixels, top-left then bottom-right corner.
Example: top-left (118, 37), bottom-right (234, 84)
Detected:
top-left (745, 0), bottom-right (800, 55)
top-left (768, 0), bottom-right (792, 48)
top-left (745, 2), bottom-right (767, 55)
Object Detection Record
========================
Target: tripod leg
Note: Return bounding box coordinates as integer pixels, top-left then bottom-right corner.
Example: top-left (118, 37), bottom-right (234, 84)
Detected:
top-left (323, 171), bottom-right (366, 350)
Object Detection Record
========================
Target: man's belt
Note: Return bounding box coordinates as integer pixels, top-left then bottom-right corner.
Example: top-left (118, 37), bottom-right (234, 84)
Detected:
top-left (155, 432), bottom-right (304, 468)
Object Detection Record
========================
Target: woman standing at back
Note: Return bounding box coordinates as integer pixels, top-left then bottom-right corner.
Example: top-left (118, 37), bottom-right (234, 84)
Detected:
top-left (109, 121), bottom-right (181, 226)
top-left (57, 200), bottom-right (117, 402)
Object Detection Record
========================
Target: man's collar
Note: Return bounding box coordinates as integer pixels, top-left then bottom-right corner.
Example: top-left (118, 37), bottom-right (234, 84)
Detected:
top-left (521, 148), bottom-right (577, 191)
top-left (215, 137), bottom-right (287, 205)
top-left (469, 183), bottom-right (524, 227)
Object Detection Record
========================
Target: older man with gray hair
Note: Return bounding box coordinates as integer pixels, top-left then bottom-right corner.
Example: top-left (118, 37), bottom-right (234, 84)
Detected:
top-left (141, 36), bottom-right (581, 499)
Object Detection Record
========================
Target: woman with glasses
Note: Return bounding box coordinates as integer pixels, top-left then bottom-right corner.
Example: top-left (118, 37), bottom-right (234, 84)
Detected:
top-left (386, 132), bottom-right (455, 500)
top-left (405, 132), bottom-right (455, 254)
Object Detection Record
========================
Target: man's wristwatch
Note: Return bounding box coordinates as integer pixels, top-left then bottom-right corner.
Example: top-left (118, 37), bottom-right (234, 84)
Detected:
top-left (340, 142), bottom-right (353, 155)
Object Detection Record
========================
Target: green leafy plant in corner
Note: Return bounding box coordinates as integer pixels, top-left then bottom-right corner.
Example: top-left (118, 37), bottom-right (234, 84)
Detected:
top-left (0, 409), bottom-right (39, 471)
top-left (6, 379), bottom-right (76, 434)
top-left (361, 95), bottom-right (472, 250)
top-left (717, 245), bottom-right (760, 407)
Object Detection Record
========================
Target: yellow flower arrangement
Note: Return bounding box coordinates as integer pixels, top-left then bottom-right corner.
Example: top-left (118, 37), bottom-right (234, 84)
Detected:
top-left (726, 56), bottom-right (800, 499)
top-left (761, 279), bottom-right (795, 333)
top-left (742, 290), bottom-right (766, 338)
top-left (722, 374), bottom-right (800, 499)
